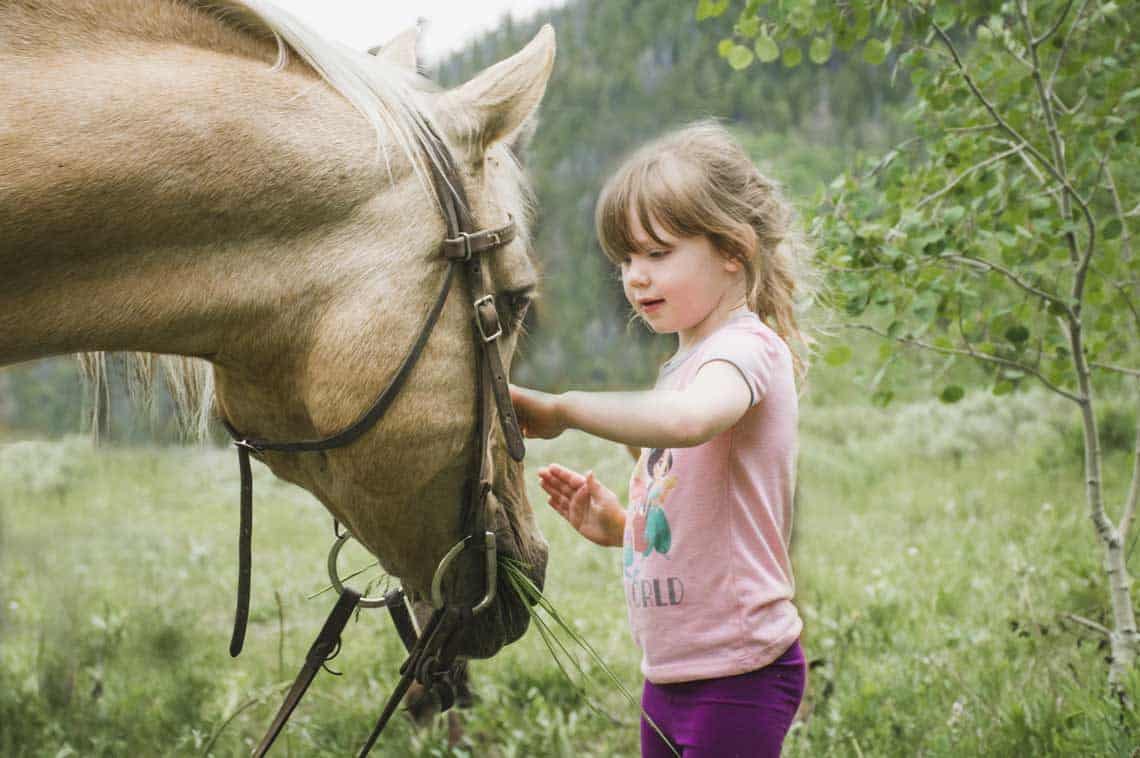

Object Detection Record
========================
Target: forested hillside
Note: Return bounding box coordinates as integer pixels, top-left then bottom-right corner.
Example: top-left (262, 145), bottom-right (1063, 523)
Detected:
top-left (0, 0), bottom-right (908, 436)
top-left (437, 0), bottom-right (908, 390)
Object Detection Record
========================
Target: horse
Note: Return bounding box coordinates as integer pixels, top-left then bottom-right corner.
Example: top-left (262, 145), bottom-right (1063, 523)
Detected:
top-left (0, 0), bottom-right (554, 664)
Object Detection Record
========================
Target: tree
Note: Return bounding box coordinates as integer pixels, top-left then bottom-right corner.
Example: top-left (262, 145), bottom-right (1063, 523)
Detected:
top-left (700, 0), bottom-right (1139, 695)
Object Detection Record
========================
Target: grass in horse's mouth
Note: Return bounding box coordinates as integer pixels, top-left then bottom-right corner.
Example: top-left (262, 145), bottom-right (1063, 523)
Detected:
top-left (499, 556), bottom-right (679, 757)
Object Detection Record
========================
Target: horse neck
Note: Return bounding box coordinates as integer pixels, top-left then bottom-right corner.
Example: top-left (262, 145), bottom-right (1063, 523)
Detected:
top-left (0, 4), bottom-right (421, 368)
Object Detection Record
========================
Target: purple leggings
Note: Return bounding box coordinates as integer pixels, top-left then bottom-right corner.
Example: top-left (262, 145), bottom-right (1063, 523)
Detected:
top-left (640, 640), bottom-right (806, 758)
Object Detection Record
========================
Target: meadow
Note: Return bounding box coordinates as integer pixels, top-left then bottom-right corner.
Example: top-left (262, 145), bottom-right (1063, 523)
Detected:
top-left (1, 382), bottom-right (1137, 756)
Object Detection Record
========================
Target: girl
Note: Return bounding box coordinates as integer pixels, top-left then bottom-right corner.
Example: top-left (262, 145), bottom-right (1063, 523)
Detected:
top-left (509, 120), bottom-right (813, 757)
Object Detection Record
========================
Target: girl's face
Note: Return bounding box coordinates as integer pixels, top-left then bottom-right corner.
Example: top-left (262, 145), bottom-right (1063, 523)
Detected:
top-left (651, 454), bottom-right (669, 479)
top-left (620, 210), bottom-right (745, 348)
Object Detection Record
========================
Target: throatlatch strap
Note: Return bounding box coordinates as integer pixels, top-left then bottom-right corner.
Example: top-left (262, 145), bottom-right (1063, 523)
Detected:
top-left (254, 588), bottom-right (361, 758)
top-left (230, 442), bottom-right (254, 657)
top-left (385, 590), bottom-right (419, 653)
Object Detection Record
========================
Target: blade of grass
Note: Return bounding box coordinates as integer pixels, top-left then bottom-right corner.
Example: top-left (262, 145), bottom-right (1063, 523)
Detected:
top-left (500, 557), bottom-right (679, 757)
top-left (504, 569), bottom-right (624, 725)
top-left (306, 560), bottom-right (381, 600)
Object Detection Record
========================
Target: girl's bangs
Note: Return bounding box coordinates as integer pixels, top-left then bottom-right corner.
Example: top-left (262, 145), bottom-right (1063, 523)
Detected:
top-left (597, 155), bottom-right (711, 264)
top-left (597, 161), bottom-right (688, 264)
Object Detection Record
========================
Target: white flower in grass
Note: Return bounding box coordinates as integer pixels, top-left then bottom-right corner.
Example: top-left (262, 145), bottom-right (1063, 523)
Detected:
top-left (906, 546), bottom-right (919, 557)
top-left (947, 697), bottom-right (966, 728)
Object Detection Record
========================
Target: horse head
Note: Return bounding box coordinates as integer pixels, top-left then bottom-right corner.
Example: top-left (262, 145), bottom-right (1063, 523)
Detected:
top-left (210, 23), bottom-right (555, 659)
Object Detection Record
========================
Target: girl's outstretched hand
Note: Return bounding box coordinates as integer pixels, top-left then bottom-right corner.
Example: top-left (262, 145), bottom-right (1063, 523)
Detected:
top-left (538, 463), bottom-right (625, 548)
top-left (509, 384), bottom-right (568, 439)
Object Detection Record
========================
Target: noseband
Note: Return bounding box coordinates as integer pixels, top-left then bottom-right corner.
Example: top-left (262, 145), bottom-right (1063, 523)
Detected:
top-left (219, 126), bottom-right (526, 756)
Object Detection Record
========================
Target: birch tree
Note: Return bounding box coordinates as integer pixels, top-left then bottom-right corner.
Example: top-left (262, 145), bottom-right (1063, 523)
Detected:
top-left (700, 0), bottom-right (1139, 696)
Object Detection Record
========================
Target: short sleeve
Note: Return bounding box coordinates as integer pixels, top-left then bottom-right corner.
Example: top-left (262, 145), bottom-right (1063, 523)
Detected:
top-left (696, 323), bottom-right (777, 408)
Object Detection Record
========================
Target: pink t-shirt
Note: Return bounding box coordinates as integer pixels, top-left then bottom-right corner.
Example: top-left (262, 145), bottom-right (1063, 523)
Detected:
top-left (623, 310), bottom-right (802, 684)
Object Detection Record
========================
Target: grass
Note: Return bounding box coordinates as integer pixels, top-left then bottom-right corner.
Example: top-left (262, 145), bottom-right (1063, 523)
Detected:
top-left (1, 384), bottom-right (1138, 756)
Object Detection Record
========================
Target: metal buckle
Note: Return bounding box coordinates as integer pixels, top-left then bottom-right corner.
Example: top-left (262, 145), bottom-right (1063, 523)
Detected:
top-left (430, 531), bottom-right (497, 614)
top-left (326, 533), bottom-right (389, 608)
top-left (454, 231), bottom-right (473, 261)
top-left (233, 438), bottom-right (263, 455)
top-left (473, 295), bottom-right (503, 342)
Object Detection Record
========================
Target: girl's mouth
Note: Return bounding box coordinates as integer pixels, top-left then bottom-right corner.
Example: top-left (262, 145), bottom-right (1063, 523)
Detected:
top-left (640, 298), bottom-right (665, 313)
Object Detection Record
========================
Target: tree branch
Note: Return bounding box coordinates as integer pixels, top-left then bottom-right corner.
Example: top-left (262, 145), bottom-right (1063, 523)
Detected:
top-left (1033, 0), bottom-right (1075, 46)
top-left (931, 20), bottom-right (1096, 271)
top-left (843, 323), bottom-right (1082, 402)
top-left (1018, 0), bottom-right (1081, 267)
top-left (1063, 612), bottom-right (1112, 638)
top-left (939, 253), bottom-right (1071, 313)
top-left (1048, 0), bottom-right (1093, 92)
top-left (914, 144), bottom-right (1025, 212)
top-left (1090, 363), bottom-right (1140, 379)
top-left (863, 136), bottom-right (923, 179)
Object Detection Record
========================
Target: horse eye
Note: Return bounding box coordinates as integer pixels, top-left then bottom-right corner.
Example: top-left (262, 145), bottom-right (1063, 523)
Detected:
top-left (498, 290), bottom-right (533, 331)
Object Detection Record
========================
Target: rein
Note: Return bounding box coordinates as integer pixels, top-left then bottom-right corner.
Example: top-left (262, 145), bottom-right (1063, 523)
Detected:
top-left (219, 126), bottom-right (527, 755)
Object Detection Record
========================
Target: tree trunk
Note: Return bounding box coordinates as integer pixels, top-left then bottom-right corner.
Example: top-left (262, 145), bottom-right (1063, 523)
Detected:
top-left (1070, 321), bottom-right (1139, 696)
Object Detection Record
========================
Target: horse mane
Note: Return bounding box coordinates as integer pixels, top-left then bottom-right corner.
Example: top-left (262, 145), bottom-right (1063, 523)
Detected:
top-left (77, 0), bottom-right (456, 440)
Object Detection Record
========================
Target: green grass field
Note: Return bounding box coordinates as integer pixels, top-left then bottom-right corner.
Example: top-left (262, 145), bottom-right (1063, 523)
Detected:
top-left (2, 386), bottom-right (1137, 756)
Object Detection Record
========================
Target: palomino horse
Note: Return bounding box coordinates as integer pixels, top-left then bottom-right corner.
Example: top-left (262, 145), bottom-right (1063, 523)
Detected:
top-left (0, 0), bottom-right (554, 662)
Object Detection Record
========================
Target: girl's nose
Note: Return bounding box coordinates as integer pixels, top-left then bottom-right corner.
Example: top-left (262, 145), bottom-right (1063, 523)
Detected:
top-left (625, 261), bottom-right (650, 287)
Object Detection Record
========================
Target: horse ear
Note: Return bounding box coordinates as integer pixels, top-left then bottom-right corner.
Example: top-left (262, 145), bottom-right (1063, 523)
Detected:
top-left (506, 115), bottom-right (540, 164)
top-left (368, 27), bottom-right (418, 71)
top-left (439, 25), bottom-right (555, 153)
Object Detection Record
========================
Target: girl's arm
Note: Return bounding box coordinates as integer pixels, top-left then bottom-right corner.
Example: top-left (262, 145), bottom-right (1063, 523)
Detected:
top-left (510, 360), bottom-right (752, 449)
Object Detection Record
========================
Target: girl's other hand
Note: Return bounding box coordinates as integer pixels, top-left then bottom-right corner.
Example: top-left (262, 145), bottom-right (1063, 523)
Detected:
top-left (509, 384), bottom-right (567, 439)
top-left (537, 463), bottom-right (625, 548)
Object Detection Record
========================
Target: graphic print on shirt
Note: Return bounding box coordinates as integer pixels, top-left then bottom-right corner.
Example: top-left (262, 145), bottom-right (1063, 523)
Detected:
top-left (624, 448), bottom-right (676, 580)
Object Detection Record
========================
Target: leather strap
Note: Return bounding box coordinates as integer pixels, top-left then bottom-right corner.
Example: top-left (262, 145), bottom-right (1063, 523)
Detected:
top-left (385, 589), bottom-right (420, 653)
top-left (440, 219), bottom-right (516, 261)
top-left (254, 588), bottom-right (361, 758)
top-left (229, 442), bottom-right (254, 657)
top-left (220, 262), bottom-right (458, 455)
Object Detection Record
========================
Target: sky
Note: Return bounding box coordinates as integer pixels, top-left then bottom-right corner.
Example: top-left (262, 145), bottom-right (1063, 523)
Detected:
top-left (267, 0), bottom-right (566, 63)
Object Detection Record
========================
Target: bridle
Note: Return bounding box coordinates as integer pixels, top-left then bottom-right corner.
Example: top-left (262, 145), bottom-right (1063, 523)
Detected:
top-left (219, 124), bottom-right (527, 756)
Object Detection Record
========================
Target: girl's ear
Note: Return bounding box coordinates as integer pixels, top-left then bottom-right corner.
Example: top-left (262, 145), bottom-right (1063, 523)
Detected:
top-left (723, 257), bottom-right (742, 273)
top-left (436, 25), bottom-right (556, 154)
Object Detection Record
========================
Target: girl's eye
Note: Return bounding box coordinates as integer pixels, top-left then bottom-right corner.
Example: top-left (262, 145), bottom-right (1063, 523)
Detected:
top-left (649, 249), bottom-right (669, 258)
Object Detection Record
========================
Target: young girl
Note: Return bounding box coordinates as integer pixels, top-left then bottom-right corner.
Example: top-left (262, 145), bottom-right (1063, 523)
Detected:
top-left (509, 120), bottom-right (812, 757)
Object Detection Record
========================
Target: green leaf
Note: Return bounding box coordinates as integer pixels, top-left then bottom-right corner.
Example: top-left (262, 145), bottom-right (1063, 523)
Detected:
top-left (737, 15), bottom-right (761, 38)
top-left (1103, 218), bottom-right (1123, 240)
top-left (863, 38), bottom-right (888, 65)
top-left (809, 37), bottom-right (832, 65)
top-left (727, 44), bottom-right (755, 70)
top-left (943, 205), bottom-right (966, 224)
top-left (782, 44), bottom-right (803, 68)
top-left (940, 385), bottom-right (965, 403)
top-left (992, 380), bottom-right (1015, 396)
top-left (696, 0), bottom-right (731, 21)
top-left (933, 3), bottom-right (957, 29)
top-left (824, 344), bottom-right (853, 366)
top-left (754, 34), bottom-right (780, 63)
top-left (717, 39), bottom-right (735, 58)
top-left (1004, 325), bottom-right (1030, 344)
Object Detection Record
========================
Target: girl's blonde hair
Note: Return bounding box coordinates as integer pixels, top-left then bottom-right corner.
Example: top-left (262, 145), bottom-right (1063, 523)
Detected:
top-left (595, 120), bottom-right (816, 379)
